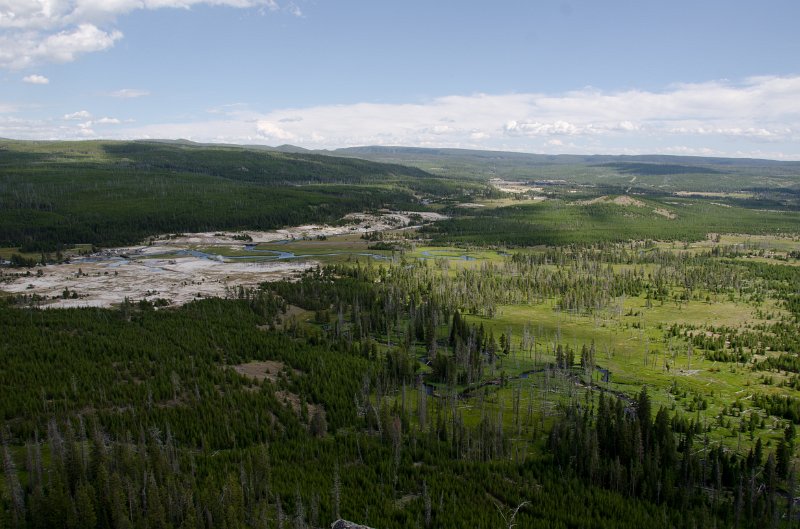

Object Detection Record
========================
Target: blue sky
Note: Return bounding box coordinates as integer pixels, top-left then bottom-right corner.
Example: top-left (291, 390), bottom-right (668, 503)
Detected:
top-left (1, 0), bottom-right (799, 159)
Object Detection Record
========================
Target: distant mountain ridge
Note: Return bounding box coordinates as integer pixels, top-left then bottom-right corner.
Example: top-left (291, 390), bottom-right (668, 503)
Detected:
top-left (141, 140), bottom-right (800, 167)
top-left (319, 145), bottom-right (800, 191)
top-left (329, 145), bottom-right (800, 168)
top-left (110, 141), bottom-right (800, 193)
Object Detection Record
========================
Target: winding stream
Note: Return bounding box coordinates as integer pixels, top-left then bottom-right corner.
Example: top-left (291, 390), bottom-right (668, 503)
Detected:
top-left (76, 246), bottom-right (394, 267)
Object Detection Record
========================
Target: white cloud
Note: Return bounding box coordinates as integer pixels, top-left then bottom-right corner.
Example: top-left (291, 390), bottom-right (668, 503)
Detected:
top-left (0, 1), bottom-right (284, 30)
top-left (504, 120), bottom-right (582, 136)
top-left (0, 114), bottom-right (97, 139)
top-left (218, 76), bottom-right (795, 154)
top-left (108, 88), bottom-right (150, 98)
top-left (0, 23), bottom-right (122, 68)
top-left (41, 23), bottom-right (121, 62)
top-left (667, 125), bottom-right (792, 140)
top-left (661, 145), bottom-right (717, 156)
top-left (256, 121), bottom-right (295, 141)
top-left (286, 2), bottom-right (302, 17)
top-left (77, 120), bottom-right (95, 136)
top-left (428, 124), bottom-right (454, 135)
top-left (22, 73), bottom-right (49, 84)
top-left (62, 114), bottom-right (122, 128)
top-left (0, 0), bottom-right (288, 68)
top-left (4, 75), bottom-right (800, 160)
top-left (63, 110), bottom-right (91, 120)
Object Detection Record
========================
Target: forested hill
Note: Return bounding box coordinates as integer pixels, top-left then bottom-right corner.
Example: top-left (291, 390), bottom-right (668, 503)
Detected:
top-left (0, 140), bottom-right (471, 251)
top-left (100, 141), bottom-right (433, 185)
top-left (328, 145), bottom-right (800, 193)
top-left (0, 139), bottom-right (432, 187)
top-left (332, 145), bottom-right (800, 169)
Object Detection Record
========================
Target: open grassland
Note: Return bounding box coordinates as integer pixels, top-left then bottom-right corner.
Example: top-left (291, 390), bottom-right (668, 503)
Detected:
top-left (427, 196), bottom-right (800, 246)
top-left (456, 294), bottom-right (793, 449)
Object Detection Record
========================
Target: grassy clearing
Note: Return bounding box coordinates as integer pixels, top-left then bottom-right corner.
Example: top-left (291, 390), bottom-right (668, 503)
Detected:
top-left (428, 197), bottom-right (800, 246)
top-left (327, 238), bottom-right (799, 461)
top-left (442, 289), bottom-right (795, 453)
top-left (0, 243), bottom-right (95, 263)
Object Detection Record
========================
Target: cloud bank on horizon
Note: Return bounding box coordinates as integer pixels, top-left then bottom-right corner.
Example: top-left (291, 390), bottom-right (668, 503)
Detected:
top-left (8, 75), bottom-right (797, 160)
top-left (242, 75), bottom-right (799, 158)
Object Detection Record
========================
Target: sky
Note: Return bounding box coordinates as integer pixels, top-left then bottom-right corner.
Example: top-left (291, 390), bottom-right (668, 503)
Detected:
top-left (1, 0), bottom-right (799, 159)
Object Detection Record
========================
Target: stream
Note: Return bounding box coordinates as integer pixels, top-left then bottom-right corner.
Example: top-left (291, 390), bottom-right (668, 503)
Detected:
top-left (76, 246), bottom-right (394, 266)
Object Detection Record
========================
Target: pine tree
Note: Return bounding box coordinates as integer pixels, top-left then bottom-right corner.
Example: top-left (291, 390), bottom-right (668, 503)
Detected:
top-left (75, 481), bottom-right (98, 529)
top-left (2, 442), bottom-right (25, 529)
top-left (293, 489), bottom-right (306, 529)
top-left (332, 463), bottom-right (341, 520)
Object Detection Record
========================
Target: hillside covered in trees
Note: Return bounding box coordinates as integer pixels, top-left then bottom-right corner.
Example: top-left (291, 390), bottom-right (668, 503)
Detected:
top-left (0, 140), bottom-right (489, 252)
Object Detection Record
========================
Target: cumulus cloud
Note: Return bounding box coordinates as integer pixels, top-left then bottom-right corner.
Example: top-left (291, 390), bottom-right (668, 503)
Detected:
top-left (22, 73), bottom-right (48, 84)
top-left (0, 0), bottom-right (290, 68)
top-left (256, 120), bottom-right (295, 141)
top-left (0, 23), bottom-right (122, 68)
top-left (76, 120), bottom-right (95, 136)
top-left (63, 110), bottom-right (91, 120)
top-left (504, 120), bottom-right (582, 136)
top-left (65, 112), bottom-right (121, 125)
top-left (108, 88), bottom-right (150, 98)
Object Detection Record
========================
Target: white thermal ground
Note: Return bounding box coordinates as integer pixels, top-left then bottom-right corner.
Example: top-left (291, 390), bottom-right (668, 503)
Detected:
top-left (1, 211), bottom-right (446, 308)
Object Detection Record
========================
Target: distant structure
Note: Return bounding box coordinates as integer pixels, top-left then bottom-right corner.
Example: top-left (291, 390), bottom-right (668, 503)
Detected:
top-left (331, 520), bottom-right (374, 529)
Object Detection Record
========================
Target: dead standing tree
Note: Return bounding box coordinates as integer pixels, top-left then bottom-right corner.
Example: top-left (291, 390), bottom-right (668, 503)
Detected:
top-left (493, 500), bottom-right (530, 529)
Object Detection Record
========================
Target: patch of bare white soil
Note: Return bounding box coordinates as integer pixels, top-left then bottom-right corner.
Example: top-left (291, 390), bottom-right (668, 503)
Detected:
top-left (1, 211), bottom-right (446, 308)
top-left (151, 210), bottom-right (447, 247)
top-left (489, 178), bottom-right (547, 199)
top-left (2, 257), bottom-right (315, 309)
top-left (576, 195), bottom-right (676, 219)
